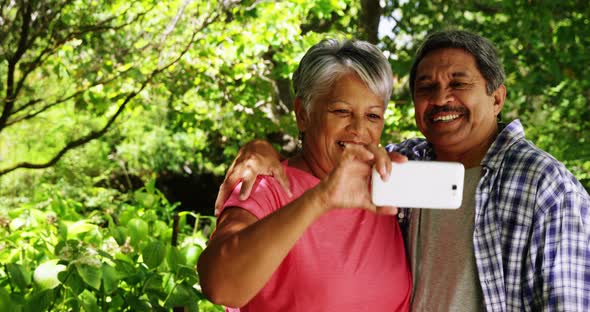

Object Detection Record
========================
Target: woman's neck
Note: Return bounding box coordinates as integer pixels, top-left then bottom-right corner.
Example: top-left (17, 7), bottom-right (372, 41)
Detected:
top-left (288, 153), bottom-right (328, 179)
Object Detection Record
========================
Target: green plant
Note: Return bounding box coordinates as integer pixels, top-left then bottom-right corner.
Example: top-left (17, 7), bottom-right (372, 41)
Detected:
top-left (0, 180), bottom-right (223, 312)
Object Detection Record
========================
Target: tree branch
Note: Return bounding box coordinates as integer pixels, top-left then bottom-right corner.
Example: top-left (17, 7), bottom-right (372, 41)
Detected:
top-left (7, 68), bottom-right (132, 126)
top-left (1, 67), bottom-right (158, 176)
top-left (1, 2), bottom-right (154, 136)
top-left (0, 1), bottom-right (32, 132)
top-left (12, 8), bottom-right (152, 108)
top-left (0, 5), bottom-right (226, 176)
top-left (0, 1), bottom-right (12, 45)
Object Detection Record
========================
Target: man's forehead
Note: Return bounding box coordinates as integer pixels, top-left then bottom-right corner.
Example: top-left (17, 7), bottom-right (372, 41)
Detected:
top-left (416, 48), bottom-right (479, 78)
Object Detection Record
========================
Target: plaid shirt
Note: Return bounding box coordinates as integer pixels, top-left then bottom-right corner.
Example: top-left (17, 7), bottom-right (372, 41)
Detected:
top-left (387, 119), bottom-right (590, 311)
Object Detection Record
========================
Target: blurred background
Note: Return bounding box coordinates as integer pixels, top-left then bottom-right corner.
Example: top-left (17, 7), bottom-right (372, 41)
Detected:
top-left (1, 0), bottom-right (588, 310)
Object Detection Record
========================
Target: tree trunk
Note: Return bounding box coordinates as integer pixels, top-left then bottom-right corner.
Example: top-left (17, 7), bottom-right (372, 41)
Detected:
top-left (360, 0), bottom-right (382, 44)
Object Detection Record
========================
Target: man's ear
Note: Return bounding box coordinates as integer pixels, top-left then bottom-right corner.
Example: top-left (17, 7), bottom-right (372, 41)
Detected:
top-left (492, 84), bottom-right (506, 116)
top-left (294, 97), bottom-right (308, 132)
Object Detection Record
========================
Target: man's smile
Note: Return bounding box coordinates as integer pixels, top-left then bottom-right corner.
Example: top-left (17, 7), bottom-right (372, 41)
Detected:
top-left (432, 113), bottom-right (462, 123)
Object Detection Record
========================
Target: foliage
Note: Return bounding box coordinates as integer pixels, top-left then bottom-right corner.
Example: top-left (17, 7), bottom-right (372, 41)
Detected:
top-left (1, 0), bottom-right (589, 310)
top-left (0, 180), bottom-right (222, 311)
top-left (380, 0), bottom-right (590, 189)
top-left (1, 0), bottom-right (364, 186)
top-left (0, 0), bottom-right (233, 176)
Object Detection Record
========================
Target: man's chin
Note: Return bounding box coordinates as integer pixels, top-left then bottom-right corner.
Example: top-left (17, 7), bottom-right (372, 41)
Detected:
top-left (424, 131), bottom-right (466, 148)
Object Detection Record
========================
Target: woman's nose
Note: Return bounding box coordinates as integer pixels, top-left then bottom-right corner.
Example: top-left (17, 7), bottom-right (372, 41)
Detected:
top-left (347, 116), bottom-right (365, 134)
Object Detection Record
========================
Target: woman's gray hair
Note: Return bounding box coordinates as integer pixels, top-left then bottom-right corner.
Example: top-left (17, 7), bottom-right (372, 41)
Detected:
top-left (292, 39), bottom-right (393, 114)
top-left (409, 30), bottom-right (505, 97)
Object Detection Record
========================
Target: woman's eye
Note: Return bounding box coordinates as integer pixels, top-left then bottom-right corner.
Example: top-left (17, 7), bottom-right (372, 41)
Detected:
top-left (368, 113), bottom-right (381, 120)
top-left (333, 109), bottom-right (350, 114)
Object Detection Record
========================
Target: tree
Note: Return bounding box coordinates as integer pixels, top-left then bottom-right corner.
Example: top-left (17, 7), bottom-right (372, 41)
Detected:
top-left (1, 0), bottom-right (369, 214)
top-left (2, 0), bottom-right (587, 195)
top-left (379, 0), bottom-right (590, 189)
top-left (0, 0), bottom-right (234, 176)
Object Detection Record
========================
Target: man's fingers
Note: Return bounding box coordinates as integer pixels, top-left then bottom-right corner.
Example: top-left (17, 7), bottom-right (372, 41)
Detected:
top-left (214, 167), bottom-right (238, 215)
top-left (272, 167), bottom-right (292, 197)
top-left (214, 185), bottom-right (230, 216)
top-left (238, 171), bottom-right (256, 200)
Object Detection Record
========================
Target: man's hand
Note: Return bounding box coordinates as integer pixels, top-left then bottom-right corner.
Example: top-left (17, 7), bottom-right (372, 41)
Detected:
top-left (214, 140), bottom-right (291, 215)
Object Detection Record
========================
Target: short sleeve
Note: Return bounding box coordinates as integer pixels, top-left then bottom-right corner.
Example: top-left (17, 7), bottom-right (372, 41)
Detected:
top-left (220, 176), bottom-right (286, 220)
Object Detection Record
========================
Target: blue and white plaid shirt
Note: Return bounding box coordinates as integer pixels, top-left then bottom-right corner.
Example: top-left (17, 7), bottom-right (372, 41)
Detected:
top-left (388, 119), bottom-right (590, 311)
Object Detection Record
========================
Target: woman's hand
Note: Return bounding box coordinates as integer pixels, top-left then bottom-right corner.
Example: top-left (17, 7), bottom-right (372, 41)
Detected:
top-left (317, 143), bottom-right (405, 215)
top-left (316, 143), bottom-right (407, 215)
top-left (369, 144), bottom-right (408, 214)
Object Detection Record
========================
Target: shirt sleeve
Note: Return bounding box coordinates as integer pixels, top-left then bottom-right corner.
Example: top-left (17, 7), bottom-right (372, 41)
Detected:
top-left (386, 138), bottom-right (433, 161)
top-left (220, 176), bottom-right (285, 220)
top-left (530, 176), bottom-right (590, 311)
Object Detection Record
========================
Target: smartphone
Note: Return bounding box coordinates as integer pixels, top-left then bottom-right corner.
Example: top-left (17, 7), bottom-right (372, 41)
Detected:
top-left (371, 161), bottom-right (465, 209)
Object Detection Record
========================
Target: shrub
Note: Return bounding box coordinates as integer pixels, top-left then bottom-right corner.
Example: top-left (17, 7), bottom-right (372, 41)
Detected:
top-left (0, 180), bottom-right (223, 312)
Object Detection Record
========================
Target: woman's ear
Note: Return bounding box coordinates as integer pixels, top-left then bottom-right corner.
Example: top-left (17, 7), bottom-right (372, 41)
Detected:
top-left (294, 97), bottom-right (308, 132)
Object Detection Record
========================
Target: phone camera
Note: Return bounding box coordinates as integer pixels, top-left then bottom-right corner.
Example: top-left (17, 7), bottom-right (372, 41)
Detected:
top-left (452, 184), bottom-right (457, 190)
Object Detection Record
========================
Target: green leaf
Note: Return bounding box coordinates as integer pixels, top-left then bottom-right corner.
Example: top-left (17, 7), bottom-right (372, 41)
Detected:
top-left (134, 191), bottom-right (157, 209)
top-left (79, 289), bottom-right (99, 312)
top-left (198, 299), bottom-right (225, 312)
top-left (176, 265), bottom-right (199, 286)
top-left (33, 260), bottom-right (66, 290)
top-left (76, 263), bottom-right (103, 290)
top-left (152, 220), bottom-right (168, 238)
top-left (58, 223), bottom-right (68, 241)
top-left (127, 218), bottom-right (149, 246)
top-left (165, 283), bottom-right (195, 308)
top-left (67, 221), bottom-right (98, 238)
top-left (145, 178), bottom-right (157, 194)
top-left (23, 289), bottom-right (53, 312)
top-left (0, 287), bottom-right (16, 312)
top-left (180, 245), bottom-right (202, 268)
top-left (166, 245), bottom-right (181, 270)
top-left (113, 259), bottom-right (135, 279)
top-left (143, 273), bottom-right (166, 298)
top-left (7, 263), bottom-right (32, 291)
top-left (126, 294), bottom-right (152, 311)
top-left (64, 269), bottom-right (86, 295)
top-left (110, 226), bottom-right (127, 245)
top-left (101, 264), bottom-right (121, 293)
top-left (142, 241), bottom-right (166, 269)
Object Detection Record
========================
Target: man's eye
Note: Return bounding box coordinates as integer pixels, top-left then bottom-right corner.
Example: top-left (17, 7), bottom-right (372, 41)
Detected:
top-left (451, 81), bottom-right (468, 88)
top-left (368, 113), bottom-right (382, 120)
top-left (416, 85), bottom-right (435, 92)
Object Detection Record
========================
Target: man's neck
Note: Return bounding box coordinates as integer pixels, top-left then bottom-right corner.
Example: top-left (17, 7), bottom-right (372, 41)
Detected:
top-left (434, 131), bottom-right (498, 169)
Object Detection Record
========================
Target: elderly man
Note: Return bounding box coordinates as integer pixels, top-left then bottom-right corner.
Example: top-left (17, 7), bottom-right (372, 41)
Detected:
top-left (213, 30), bottom-right (590, 311)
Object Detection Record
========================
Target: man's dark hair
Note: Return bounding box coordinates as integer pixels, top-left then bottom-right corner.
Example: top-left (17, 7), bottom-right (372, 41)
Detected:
top-left (409, 30), bottom-right (505, 97)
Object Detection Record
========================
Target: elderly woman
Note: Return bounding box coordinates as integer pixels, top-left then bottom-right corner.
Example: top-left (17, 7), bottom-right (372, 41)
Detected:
top-left (197, 39), bottom-right (411, 311)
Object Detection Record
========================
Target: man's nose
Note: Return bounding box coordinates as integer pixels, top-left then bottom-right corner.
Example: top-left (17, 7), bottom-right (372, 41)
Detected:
top-left (432, 87), bottom-right (453, 106)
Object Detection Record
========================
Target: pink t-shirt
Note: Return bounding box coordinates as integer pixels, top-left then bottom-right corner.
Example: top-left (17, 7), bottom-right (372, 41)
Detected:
top-left (220, 162), bottom-right (411, 312)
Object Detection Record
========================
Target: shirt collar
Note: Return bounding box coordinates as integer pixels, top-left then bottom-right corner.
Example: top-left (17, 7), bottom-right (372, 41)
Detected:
top-left (481, 119), bottom-right (525, 169)
top-left (420, 119), bottom-right (524, 169)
